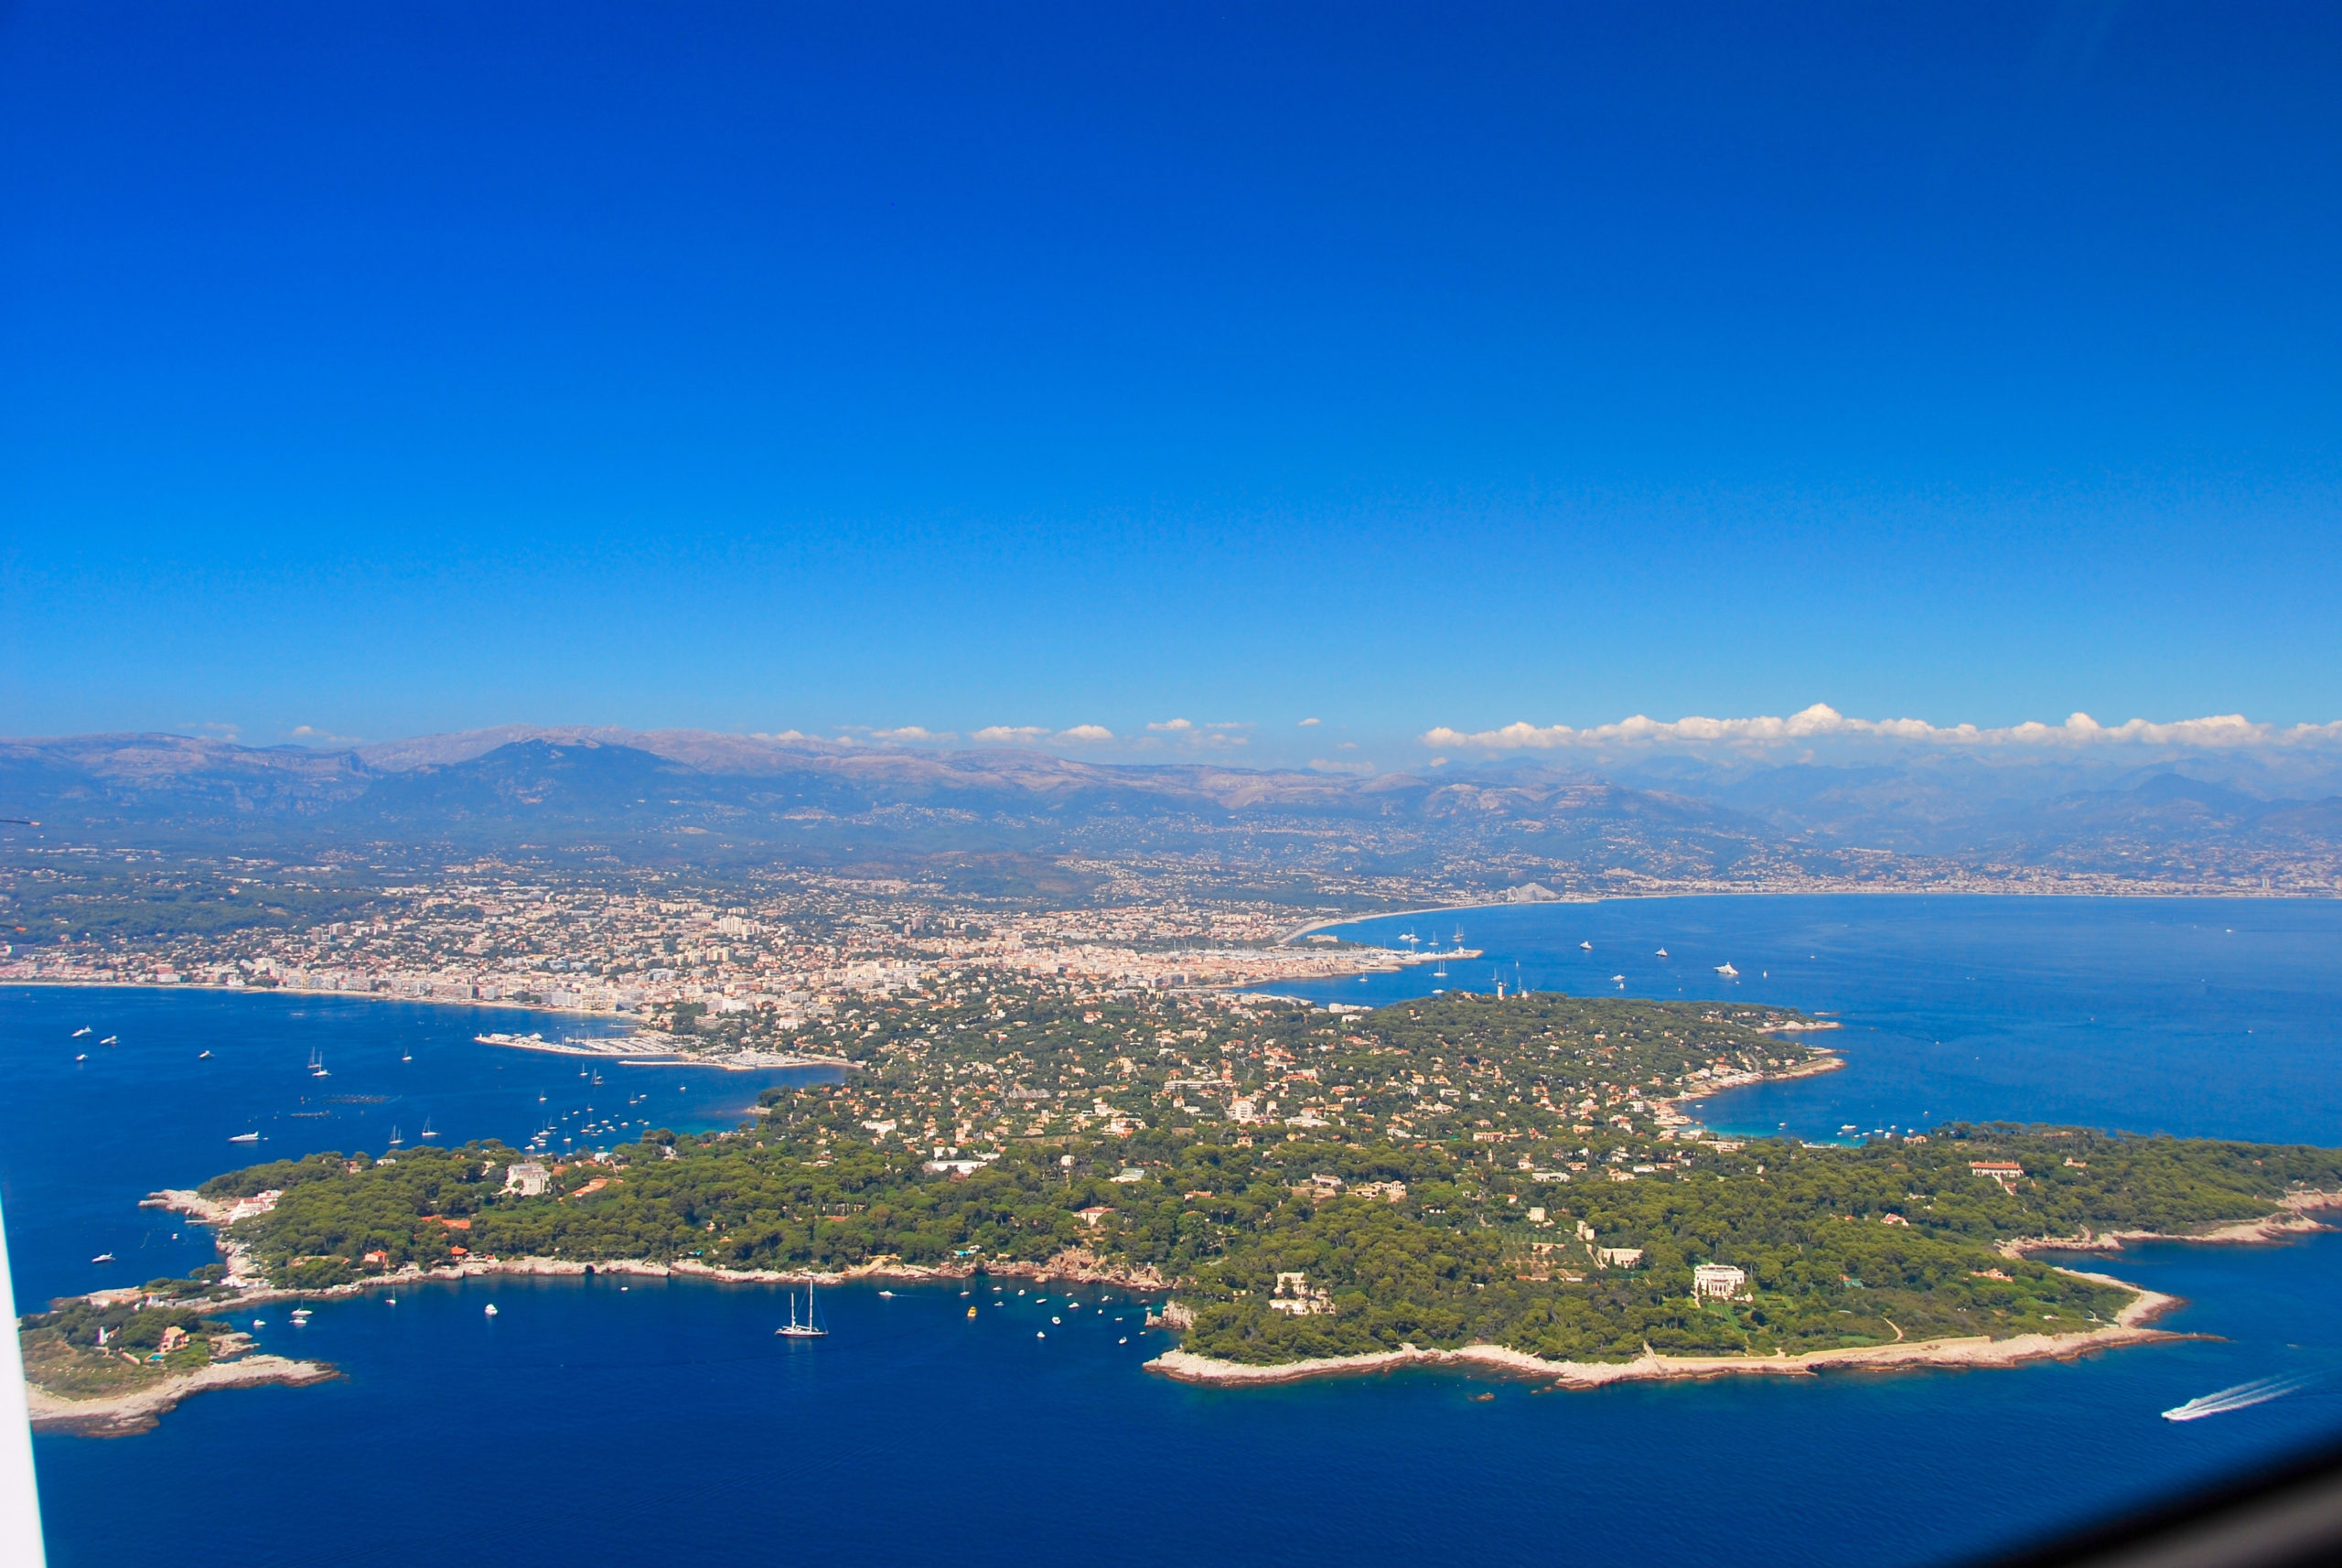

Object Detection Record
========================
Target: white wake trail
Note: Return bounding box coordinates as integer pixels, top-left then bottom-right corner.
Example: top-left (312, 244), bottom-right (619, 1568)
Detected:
top-left (2162, 1374), bottom-right (2316, 1423)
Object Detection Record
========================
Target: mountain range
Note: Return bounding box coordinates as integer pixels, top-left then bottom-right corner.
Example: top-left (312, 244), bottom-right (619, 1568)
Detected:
top-left (3, 726), bottom-right (2337, 894)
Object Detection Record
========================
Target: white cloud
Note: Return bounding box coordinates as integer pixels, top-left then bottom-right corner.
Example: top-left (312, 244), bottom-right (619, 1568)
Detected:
top-left (1204, 721), bottom-right (1248, 730)
top-left (753, 730), bottom-right (811, 742)
top-left (1298, 717), bottom-right (1321, 727)
top-left (1310, 757), bottom-right (1375, 775)
top-left (288, 725), bottom-right (361, 745)
top-left (1057, 724), bottom-right (1115, 743)
top-left (973, 725), bottom-right (1049, 744)
top-left (1148, 718), bottom-right (1194, 732)
top-left (1423, 704), bottom-right (2342, 752)
top-left (872, 725), bottom-right (951, 743)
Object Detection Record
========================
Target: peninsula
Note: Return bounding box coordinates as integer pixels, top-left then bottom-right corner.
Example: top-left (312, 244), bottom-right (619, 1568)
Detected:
top-left (85, 984), bottom-right (2342, 1393)
top-left (17, 1267), bottom-right (335, 1435)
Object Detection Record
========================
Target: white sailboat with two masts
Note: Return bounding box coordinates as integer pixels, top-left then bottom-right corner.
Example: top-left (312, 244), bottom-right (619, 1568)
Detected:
top-left (776, 1280), bottom-right (829, 1337)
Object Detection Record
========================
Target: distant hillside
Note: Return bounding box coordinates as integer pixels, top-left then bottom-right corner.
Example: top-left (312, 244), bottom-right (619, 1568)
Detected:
top-left (0, 728), bottom-right (1801, 888)
top-left (3, 726), bottom-right (2337, 892)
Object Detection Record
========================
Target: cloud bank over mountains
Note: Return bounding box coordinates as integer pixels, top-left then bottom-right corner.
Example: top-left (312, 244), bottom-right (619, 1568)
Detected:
top-left (1423, 705), bottom-right (2342, 753)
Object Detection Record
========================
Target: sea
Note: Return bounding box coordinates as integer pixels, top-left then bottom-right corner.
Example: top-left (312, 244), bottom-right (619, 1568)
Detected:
top-left (7, 894), bottom-right (2342, 1568)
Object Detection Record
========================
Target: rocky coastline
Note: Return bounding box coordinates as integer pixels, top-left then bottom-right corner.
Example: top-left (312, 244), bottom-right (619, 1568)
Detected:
top-left (26, 1353), bottom-right (338, 1437)
top-left (1145, 1277), bottom-right (2186, 1389)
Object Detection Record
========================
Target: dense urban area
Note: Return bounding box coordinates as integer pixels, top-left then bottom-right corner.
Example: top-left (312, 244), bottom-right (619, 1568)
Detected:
top-left (0, 848), bottom-right (1471, 1047)
top-left (4, 829), bottom-right (2330, 1064)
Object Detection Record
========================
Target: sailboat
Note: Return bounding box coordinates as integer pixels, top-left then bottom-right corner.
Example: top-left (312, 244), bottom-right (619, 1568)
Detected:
top-left (402, 1047), bottom-right (414, 1062)
top-left (387, 1124), bottom-right (404, 1148)
top-left (1433, 959), bottom-right (1448, 979)
top-left (776, 1281), bottom-right (829, 1337)
top-left (308, 1047), bottom-right (330, 1079)
top-left (419, 1117), bottom-right (440, 1139)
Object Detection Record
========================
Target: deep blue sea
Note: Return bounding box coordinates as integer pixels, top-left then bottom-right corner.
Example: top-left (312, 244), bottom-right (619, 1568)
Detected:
top-left (10, 895), bottom-right (2342, 1568)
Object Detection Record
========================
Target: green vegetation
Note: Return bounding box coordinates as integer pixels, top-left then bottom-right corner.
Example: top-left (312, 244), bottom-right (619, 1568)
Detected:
top-left (177, 990), bottom-right (2342, 1367)
top-left (17, 1270), bottom-right (238, 1399)
top-left (1, 854), bottom-right (396, 942)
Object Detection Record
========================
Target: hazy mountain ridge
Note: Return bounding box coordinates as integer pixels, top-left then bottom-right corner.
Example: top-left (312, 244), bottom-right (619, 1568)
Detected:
top-left (3, 727), bottom-right (2337, 891)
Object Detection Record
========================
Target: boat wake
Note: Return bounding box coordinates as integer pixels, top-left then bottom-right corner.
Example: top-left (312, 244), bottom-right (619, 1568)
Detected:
top-left (2161, 1374), bottom-right (2317, 1423)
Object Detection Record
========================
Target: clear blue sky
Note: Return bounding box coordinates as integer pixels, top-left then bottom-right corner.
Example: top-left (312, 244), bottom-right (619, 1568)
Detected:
top-left (4, 2), bottom-right (2338, 760)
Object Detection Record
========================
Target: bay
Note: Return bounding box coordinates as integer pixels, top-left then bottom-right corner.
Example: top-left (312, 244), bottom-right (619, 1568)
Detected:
top-left (9, 894), bottom-right (2342, 1567)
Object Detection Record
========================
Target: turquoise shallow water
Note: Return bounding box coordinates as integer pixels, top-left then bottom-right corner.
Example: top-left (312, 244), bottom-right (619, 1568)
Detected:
top-left (10, 895), bottom-right (2342, 1567)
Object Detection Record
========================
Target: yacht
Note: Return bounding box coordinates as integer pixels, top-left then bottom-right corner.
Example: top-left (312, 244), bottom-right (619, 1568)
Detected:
top-left (90, 1253), bottom-right (114, 1264)
top-left (71, 1026), bottom-right (91, 1037)
top-left (230, 1131), bottom-right (261, 1144)
top-left (100, 1035), bottom-right (118, 1045)
top-left (74, 1053), bottom-right (86, 1062)
top-left (1654, 949), bottom-right (1668, 958)
top-left (198, 1049), bottom-right (212, 1059)
top-left (776, 1282), bottom-right (829, 1337)
top-left (1714, 962), bottom-right (1740, 977)
top-left (1579, 940), bottom-right (1593, 951)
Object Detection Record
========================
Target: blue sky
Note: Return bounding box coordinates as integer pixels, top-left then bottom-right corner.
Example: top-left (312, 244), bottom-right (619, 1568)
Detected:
top-left (4, 2), bottom-right (2339, 763)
